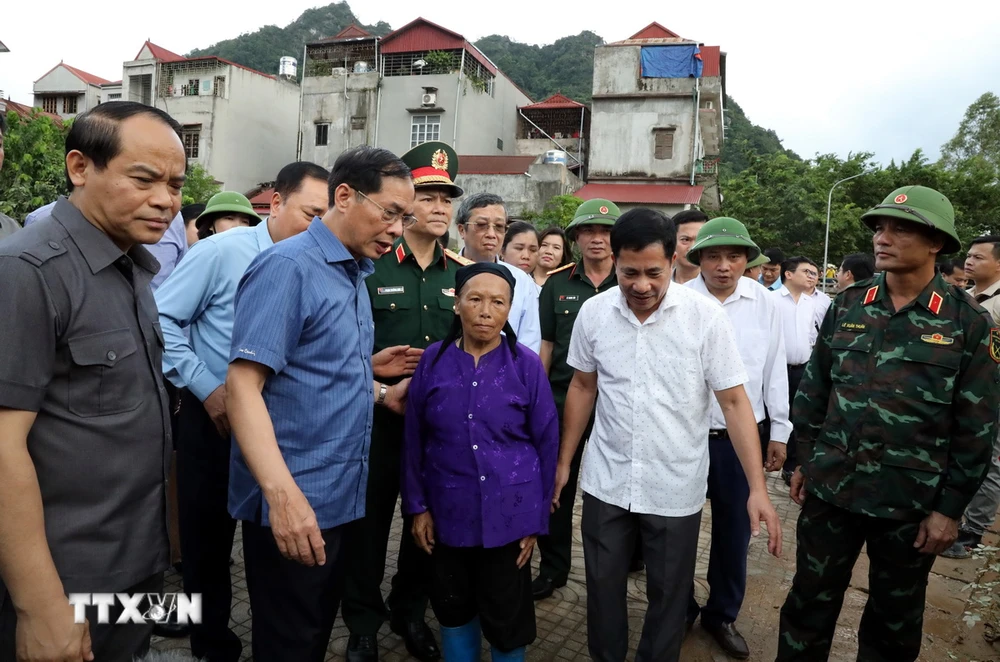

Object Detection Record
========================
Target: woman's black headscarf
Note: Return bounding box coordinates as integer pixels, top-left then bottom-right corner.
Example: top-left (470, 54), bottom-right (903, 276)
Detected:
top-left (433, 262), bottom-right (518, 365)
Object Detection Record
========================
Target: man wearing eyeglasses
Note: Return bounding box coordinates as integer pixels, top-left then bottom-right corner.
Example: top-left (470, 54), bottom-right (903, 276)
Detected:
top-left (342, 142), bottom-right (470, 662)
top-left (224, 146), bottom-right (416, 661)
top-left (770, 256), bottom-right (823, 485)
top-left (456, 192), bottom-right (542, 352)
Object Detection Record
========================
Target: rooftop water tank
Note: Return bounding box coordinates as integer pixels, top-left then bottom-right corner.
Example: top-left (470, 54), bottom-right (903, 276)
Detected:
top-left (279, 56), bottom-right (297, 79)
top-left (543, 150), bottom-right (568, 165)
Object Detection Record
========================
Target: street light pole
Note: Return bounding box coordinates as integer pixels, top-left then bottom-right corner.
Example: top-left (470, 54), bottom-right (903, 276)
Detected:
top-left (823, 171), bottom-right (869, 293)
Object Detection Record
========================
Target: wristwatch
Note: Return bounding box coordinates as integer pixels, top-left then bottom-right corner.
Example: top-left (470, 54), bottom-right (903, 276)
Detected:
top-left (376, 383), bottom-right (388, 405)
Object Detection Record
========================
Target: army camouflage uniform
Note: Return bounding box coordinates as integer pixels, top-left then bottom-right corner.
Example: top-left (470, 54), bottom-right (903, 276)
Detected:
top-left (777, 272), bottom-right (1000, 660)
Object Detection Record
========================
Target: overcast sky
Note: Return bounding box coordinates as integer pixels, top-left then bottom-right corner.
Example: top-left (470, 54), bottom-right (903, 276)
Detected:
top-left (2, 0), bottom-right (997, 166)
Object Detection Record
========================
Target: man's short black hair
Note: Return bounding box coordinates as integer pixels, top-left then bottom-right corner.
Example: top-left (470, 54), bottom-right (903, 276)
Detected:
top-left (937, 260), bottom-right (965, 275)
top-left (274, 161), bottom-right (330, 200)
top-left (611, 208), bottom-right (677, 259)
top-left (181, 203), bottom-right (205, 225)
top-left (328, 146), bottom-right (410, 206)
top-left (781, 256), bottom-right (818, 283)
top-left (971, 235), bottom-right (1000, 261)
top-left (64, 101), bottom-right (183, 190)
top-left (671, 209), bottom-right (708, 227)
top-left (763, 247), bottom-right (785, 264)
top-left (840, 253), bottom-right (875, 282)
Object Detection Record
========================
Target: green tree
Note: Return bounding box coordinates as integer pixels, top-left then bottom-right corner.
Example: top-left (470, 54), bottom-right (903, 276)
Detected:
top-left (522, 194), bottom-right (583, 229)
top-left (0, 110), bottom-right (69, 221)
top-left (940, 92), bottom-right (1000, 171)
top-left (182, 162), bottom-right (222, 205)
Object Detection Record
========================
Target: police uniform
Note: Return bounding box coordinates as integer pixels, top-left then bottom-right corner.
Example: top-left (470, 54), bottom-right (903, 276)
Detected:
top-left (534, 199), bottom-right (619, 596)
top-left (342, 142), bottom-right (468, 662)
top-left (777, 186), bottom-right (1000, 661)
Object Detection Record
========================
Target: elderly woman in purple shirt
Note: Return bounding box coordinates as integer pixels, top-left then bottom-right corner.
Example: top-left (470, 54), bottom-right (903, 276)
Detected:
top-left (402, 262), bottom-right (558, 662)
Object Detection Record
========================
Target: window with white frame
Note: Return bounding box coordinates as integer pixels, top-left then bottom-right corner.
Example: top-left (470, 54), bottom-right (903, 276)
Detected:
top-left (410, 114), bottom-right (441, 148)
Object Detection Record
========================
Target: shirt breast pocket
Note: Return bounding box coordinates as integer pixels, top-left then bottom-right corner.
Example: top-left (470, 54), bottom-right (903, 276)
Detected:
top-left (829, 332), bottom-right (873, 385)
top-left (372, 297), bottom-right (413, 315)
top-left (897, 344), bottom-right (961, 405)
top-left (67, 328), bottom-right (142, 417)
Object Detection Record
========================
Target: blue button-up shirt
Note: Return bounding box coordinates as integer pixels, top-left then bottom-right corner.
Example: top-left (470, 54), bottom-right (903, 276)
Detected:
top-left (228, 217), bottom-right (376, 530)
top-left (156, 220), bottom-right (274, 401)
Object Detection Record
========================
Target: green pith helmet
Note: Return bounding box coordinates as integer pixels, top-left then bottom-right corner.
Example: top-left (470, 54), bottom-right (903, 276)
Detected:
top-left (746, 253), bottom-right (770, 269)
top-left (195, 191), bottom-right (261, 231)
top-left (400, 141), bottom-right (463, 198)
top-left (686, 216), bottom-right (761, 266)
top-left (566, 199), bottom-right (620, 239)
top-left (860, 185), bottom-right (961, 255)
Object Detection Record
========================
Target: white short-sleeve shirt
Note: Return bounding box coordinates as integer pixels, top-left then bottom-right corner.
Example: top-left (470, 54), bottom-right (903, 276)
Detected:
top-left (567, 284), bottom-right (748, 517)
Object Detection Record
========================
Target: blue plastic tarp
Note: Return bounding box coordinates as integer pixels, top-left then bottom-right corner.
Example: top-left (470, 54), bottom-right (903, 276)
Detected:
top-left (640, 45), bottom-right (703, 78)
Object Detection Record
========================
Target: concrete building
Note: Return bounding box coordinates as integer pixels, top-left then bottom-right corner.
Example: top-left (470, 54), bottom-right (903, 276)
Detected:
top-left (33, 63), bottom-right (112, 119)
top-left (578, 22), bottom-right (725, 214)
top-left (31, 41), bottom-right (300, 192)
top-left (298, 18), bottom-right (532, 166)
top-left (516, 93), bottom-right (590, 177)
top-left (454, 155), bottom-right (583, 219)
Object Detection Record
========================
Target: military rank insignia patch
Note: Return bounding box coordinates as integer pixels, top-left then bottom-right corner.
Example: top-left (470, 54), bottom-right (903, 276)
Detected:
top-left (920, 333), bottom-right (954, 346)
top-left (991, 328), bottom-right (1000, 363)
top-left (862, 285), bottom-right (879, 305)
top-left (928, 292), bottom-right (944, 316)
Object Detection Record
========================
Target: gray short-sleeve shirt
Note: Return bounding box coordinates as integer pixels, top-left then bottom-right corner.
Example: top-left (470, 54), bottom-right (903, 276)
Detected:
top-left (0, 198), bottom-right (171, 594)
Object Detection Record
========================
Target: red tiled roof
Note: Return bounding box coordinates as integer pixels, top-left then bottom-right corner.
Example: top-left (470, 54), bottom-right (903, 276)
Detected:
top-left (34, 62), bottom-right (111, 86)
top-left (249, 188), bottom-right (273, 210)
top-left (335, 25), bottom-right (372, 39)
top-left (630, 22), bottom-right (684, 40)
top-left (458, 155), bottom-right (537, 175)
top-left (576, 183), bottom-right (703, 205)
top-left (3, 98), bottom-right (63, 125)
top-left (135, 41), bottom-right (185, 63)
top-left (102, 80), bottom-right (123, 86)
top-left (380, 17), bottom-right (497, 75)
top-left (521, 93), bottom-right (585, 110)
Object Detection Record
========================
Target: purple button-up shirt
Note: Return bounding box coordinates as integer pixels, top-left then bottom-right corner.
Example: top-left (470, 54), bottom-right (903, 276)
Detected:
top-left (402, 339), bottom-right (559, 548)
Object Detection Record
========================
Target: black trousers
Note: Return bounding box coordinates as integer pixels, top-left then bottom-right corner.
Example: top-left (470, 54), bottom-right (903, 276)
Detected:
top-left (0, 573), bottom-right (163, 662)
top-left (243, 519), bottom-right (348, 662)
top-left (176, 389), bottom-right (240, 662)
top-left (429, 541), bottom-right (536, 652)
top-left (777, 496), bottom-right (937, 661)
top-left (782, 363), bottom-right (807, 472)
top-left (582, 494), bottom-right (701, 662)
top-left (687, 432), bottom-right (752, 627)
top-left (342, 411), bottom-right (430, 635)
top-left (536, 406), bottom-right (594, 585)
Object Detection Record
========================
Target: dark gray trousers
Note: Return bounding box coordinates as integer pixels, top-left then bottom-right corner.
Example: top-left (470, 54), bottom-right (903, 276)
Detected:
top-left (582, 493), bottom-right (701, 662)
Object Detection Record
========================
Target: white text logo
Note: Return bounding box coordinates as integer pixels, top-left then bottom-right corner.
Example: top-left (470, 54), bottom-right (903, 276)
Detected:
top-left (67, 593), bottom-right (202, 625)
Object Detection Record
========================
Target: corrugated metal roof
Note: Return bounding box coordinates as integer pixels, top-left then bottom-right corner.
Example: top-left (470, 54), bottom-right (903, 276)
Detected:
top-left (379, 17), bottom-right (497, 75)
top-left (458, 155), bottom-right (537, 175)
top-left (700, 46), bottom-right (721, 78)
top-left (521, 93), bottom-right (586, 110)
top-left (576, 183), bottom-right (704, 205)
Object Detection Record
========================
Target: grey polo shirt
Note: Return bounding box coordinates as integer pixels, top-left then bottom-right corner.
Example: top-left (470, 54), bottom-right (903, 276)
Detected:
top-left (0, 198), bottom-right (171, 594)
top-left (0, 211), bottom-right (19, 240)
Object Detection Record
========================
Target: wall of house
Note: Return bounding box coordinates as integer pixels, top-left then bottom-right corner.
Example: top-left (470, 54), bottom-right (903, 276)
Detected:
top-left (155, 86), bottom-right (219, 181)
top-left (589, 96), bottom-right (700, 179)
top-left (377, 72), bottom-right (459, 156)
top-left (455, 73), bottom-right (531, 155)
top-left (33, 67), bottom-right (87, 117)
top-left (122, 61), bottom-right (157, 104)
top-left (299, 71), bottom-right (380, 168)
top-left (453, 162), bottom-right (582, 218)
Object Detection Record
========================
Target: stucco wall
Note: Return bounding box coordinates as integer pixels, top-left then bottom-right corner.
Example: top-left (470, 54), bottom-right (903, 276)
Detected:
top-left (299, 71), bottom-right (379, 168)
top-left (589, 97), bottom-right (701, 179)
top-left (453, 163), bottom-right (582, 218)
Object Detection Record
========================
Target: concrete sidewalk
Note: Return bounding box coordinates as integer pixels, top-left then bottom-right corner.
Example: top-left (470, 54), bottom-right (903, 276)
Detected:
top-left (153, 472), bottom-right (999, 661)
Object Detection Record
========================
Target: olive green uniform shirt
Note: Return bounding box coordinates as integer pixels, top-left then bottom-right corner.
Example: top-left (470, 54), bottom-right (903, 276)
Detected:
top-left (793, 273), bottom-right (1000, 521)
top-left (539, 262), bottom-right (617, 408)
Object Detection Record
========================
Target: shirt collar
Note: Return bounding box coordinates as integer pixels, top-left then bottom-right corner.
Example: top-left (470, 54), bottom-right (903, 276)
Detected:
top-left (394, 235), bottom-right (447, 269)
top-left (256, 217), bottom-right (276, 251)
top-left (307, 217), bottom-right (374, 275)
top-left (52, 196), bottom-right (159, 276)
top-left (971, 277), bottom-right (1000, 300)
top-left (858, 272), bottom-right (950, 316)
top-left (688, 274), bottom-right (757, 305)
top-left (611, 283), bottom-right (678, 325)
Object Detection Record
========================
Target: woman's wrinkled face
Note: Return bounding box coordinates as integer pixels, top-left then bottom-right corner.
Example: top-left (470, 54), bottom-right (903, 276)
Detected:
top-left (456, 273), bottom-right (512, 344)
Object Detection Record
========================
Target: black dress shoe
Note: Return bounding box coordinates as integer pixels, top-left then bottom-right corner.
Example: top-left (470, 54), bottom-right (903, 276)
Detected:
top-left (152, 621), bottom-right (191, 638)
top-left (346, 634), bottom-right (379, 662)
top-left (390, 619), bottom-right (441, 662)
top-left (532, 576), bottom-right (557, 600)
top-left (703, 621), bottom-right (750, 659)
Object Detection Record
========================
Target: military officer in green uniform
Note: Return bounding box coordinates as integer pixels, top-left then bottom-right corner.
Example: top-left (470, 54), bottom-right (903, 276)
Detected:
top-left (777, 186), bottom-right (1000, 661)
top-left (343, 141), bottom-right (470, 662)
top-left (531, 199), bottom-right (622, 600)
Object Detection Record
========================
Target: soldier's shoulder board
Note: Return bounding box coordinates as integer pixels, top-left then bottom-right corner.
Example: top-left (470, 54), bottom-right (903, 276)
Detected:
top-left (546, 262), bottom-right (576, 277)
top-left (444, 249), bottom-right (473, 266)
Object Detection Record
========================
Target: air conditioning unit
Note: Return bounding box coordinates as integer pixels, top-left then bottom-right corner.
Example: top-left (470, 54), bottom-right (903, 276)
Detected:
top-left (421, 92), bottom-right (437, 107)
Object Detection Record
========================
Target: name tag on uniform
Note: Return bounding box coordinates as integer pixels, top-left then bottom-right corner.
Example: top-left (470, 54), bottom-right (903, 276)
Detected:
top-left (377, 286), bottom-right (405, 295)
top-left (559, 295), bottom-right (579, 302)
top-left (441, 288), bottom-right (455, 297)
top-left (920, 333), bottom-right (955, 346)
top-left (838, 322), bottom-right (867, 333)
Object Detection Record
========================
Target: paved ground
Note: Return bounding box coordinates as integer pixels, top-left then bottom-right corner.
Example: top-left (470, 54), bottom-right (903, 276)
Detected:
top-left (153, 473), bottom-right (1000, 661)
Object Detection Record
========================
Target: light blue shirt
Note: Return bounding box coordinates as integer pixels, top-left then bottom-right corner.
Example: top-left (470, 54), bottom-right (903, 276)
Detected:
top-left (497, 260), bottom-right (542, 353)
top-left (27, 200), bottom-right (186, 291)
top-left (156, 220), bottom-right (274, 401)
top-left (228, 218), bottom-right (375, 530)
top-left (759, 274), bottom-right (783, 291)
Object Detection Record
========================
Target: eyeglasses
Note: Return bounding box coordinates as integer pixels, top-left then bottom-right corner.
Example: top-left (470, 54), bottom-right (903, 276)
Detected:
top-left (354, 189), bottom-right (417, 229)
top-left (466, 220), bottom-right (508, 235)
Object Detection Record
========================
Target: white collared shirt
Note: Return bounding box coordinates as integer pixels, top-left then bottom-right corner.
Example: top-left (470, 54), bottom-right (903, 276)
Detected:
top-left (567, 284), bottom-right (748, 517)
top-left (969, 278), bottom-right (1000, 325)
top-left (770, 285), bottom-right (820, 365)
top-left (495, 260), bottom-right (542, 353)
top-left (809, 289), bottom-right (832, 344)
top-left (685, 276), bottom-right (791, 443)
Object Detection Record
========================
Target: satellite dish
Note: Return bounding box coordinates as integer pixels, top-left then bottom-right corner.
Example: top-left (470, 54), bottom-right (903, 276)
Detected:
top-left (412, 59), bottom-right (427, 69)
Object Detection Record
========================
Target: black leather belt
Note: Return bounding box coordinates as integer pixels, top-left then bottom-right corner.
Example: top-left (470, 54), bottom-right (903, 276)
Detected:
top-left (708, 429), bottom-right (728, 440)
